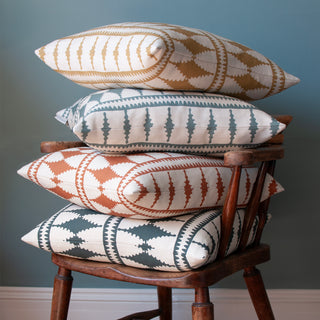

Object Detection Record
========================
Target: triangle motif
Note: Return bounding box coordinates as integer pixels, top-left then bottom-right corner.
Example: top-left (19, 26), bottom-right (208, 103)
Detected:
top-left (123, 251), bottom-right (171, 268)
top-left (232, 73), bottom-right (268, 91)
top-left (177, 38), bottom-right (211, 55)
top-left (174, 60), bottom-right (212, 78)
top-left (87, 166), bottom-right (119, 185)
top-left (46, 159), bottom-right (74, 176)
top-left (232, 51), bottom-right (267, 68)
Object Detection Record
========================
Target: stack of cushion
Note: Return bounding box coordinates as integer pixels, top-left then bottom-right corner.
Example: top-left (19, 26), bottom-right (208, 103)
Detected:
top-left (19, 22), bottom-right (299, 272)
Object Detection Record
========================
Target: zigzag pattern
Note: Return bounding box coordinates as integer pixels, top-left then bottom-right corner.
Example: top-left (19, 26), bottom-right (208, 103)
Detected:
top-left (38, 212), bottom-right (59, 251)
top-left (103, 216), bottom-right (123, 264)
top-left (173, 210), bottom-right (220, 271)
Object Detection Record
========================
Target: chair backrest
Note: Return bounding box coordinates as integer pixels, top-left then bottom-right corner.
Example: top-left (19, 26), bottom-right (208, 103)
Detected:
top-left (218, 115), bottom-right (292, 258)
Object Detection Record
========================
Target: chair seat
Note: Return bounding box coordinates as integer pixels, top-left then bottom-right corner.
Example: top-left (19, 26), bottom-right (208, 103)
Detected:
top-left (52, 244), bottom-right (270, 289)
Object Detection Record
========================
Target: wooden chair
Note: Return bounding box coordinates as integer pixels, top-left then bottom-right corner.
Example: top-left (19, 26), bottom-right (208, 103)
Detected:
top-left (40, 115), bottom-right (292, 320)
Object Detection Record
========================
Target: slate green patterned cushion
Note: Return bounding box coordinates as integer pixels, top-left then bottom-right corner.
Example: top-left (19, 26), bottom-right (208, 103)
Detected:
top-left (22, 204), bottom-right (267, 272)
top-left (56, 88), bottom-right (285, 154)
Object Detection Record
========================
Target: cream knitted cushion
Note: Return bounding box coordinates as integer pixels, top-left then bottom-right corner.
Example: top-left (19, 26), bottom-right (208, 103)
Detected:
top-left (21, 204), bottom-right (267, 271)
top-left (35, 22), bottom-right (299, 100)
top-left (17, 147), bottom-right (283, 219)
top-left (56, 88), bottom-right (286, 154)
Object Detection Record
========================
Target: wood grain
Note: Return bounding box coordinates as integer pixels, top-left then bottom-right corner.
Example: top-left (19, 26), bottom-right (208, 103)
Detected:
top-left (41, 141), bottom-right (86, 153)
top-left (50, 267), bottom-right (73, 320)
top-left (192, 287), bottom-right (214, 320)
top-left (244, 267), bottom-right (275, 320)
top-left (238, 162), bottom-right (268, 251)
top-left (218, 165), bottom-right (241, 258)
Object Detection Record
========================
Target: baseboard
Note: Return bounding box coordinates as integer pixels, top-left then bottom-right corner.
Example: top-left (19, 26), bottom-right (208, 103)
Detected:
top-left (1, 287), bottom-right (319, 320)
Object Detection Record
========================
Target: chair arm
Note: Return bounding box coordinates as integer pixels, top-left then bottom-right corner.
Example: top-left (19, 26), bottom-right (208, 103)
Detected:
top-left (272, 114), bottom-right (293, 126)
top-left (40, 141), bottom-right (86, 153)
top-left (223, 145), bottom-right (284, 166)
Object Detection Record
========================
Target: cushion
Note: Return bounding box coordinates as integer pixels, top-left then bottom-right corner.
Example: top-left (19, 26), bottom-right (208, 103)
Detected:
top-left (56, 88), bottom-right (286, 155)
top-left (21, 204), bottom-right (268, 271)
top-left (35, 22), bottom-right (299, 100)
top-left (17, 147), bottom-right (283, 219)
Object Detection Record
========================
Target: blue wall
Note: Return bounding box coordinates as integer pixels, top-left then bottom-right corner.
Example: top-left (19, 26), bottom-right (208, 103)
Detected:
top-left (1, 0), bottom-right (319, 288)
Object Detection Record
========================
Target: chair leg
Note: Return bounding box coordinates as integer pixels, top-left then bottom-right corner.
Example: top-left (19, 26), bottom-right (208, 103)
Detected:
top-left (50, 267), bottom-right (73, 320)
top-left (157, 286), bottom-right (172, 320)
top-left (243, 267), bottom-right (275, 320)
top-left (192, 287), bottom-right (214, 320)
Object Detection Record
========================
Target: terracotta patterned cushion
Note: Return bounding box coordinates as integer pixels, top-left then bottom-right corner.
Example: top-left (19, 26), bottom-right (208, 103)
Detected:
top-left (35, 22), bottom-right (299, 100)
top-left (21, 204), bottom-right (268, 271)
top-left (17, 147), bottom-right (283, 219)
top-left (56, 88), bottom-right (286, 154)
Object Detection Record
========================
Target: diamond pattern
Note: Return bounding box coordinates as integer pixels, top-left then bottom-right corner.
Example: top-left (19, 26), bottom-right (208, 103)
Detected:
top-left (66, 234), bottom-right (85, 246)
top-left (123, 252), bottom-right (172, 269)
top-left (47, 159), bottom-right (74, 176)
top-left (177, 38), bottom-right (211, 56)
top-left (58, 215), bottom-right (100, 234)
top-left (171, 60), bottom-right (212, 79)
top-left (233, 51), bottom-right (267, 68)
top-left (120, 223), bottom-right (174, 242)
top-left (62, 246), bottom-right (101, 259)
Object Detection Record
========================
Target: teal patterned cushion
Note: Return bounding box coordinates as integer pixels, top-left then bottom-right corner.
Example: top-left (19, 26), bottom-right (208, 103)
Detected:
top-left (56, 88), bottom-right (285, 154)
top-left (22, 204), bottom-right (267, 271)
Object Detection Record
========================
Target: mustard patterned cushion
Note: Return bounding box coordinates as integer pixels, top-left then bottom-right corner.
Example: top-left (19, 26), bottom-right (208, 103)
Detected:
top-left (17, 147), bottom-right (283, 219)
top-left (35, 22), bottom-right (299, 100)
top-left (21, 204), bottom-right (267, 271)
top-left (56, 88), bottom-right (286, 154)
